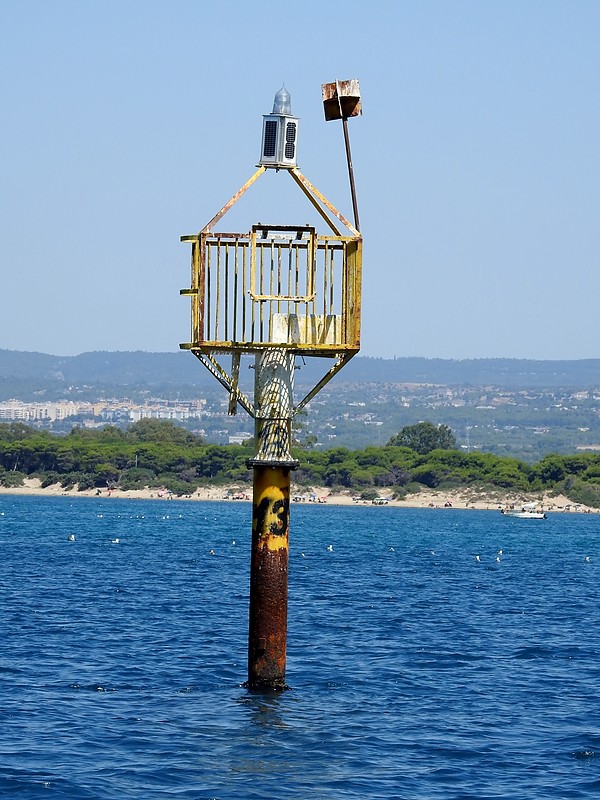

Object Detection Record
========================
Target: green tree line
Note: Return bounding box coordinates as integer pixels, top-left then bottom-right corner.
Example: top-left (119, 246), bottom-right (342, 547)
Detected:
top-left (1, 420), bottom-right (600, 507)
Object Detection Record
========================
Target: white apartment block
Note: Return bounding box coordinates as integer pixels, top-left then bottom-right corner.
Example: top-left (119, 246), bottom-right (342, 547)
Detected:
top-left (0, 398), bottom-right (206, 424)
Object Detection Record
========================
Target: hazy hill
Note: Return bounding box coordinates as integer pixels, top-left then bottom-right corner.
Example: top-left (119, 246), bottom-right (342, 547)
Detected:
top-left (0, 349), bottom-right (599, 391)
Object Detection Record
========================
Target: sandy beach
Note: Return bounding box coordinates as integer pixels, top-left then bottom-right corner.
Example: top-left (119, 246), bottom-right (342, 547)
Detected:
top-left (0, 478), bottom-right (595, 514)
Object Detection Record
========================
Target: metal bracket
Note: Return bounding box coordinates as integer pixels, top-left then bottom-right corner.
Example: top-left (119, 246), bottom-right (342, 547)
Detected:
top-left (228, 352), bottom-right (241, 415)
top-left (293, 352), bottom-right (357, 414)
top-left (192, 351), bottom-right (255, 417)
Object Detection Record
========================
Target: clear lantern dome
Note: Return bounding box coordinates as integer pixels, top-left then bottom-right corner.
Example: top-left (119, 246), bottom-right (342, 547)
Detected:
top-left (272, 86), bottom-right (292, 115)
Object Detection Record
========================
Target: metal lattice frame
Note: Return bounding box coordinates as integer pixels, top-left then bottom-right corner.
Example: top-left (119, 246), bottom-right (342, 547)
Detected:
top-left (180, 167), bottom-right (362, 416)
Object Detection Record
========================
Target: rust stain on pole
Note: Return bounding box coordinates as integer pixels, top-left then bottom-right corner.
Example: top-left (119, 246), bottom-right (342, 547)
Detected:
top-left (247, 464), bottom-right (291, 691)
top-left (246, 348), bottom-right (296, 691)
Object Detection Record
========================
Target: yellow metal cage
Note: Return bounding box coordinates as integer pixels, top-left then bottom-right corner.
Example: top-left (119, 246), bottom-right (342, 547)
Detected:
top-left (180, 223), bottom-right (361, 356)
top-left (179, 166), bottom-right (362, 416)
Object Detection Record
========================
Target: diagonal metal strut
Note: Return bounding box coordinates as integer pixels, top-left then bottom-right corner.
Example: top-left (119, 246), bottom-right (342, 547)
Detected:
top-left (294, 352), bottom-right (356, 415)
top-left (192, 351), bottom-right (255, 417)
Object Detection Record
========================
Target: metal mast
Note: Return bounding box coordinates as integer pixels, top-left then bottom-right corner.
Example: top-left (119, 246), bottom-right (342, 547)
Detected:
top-left (180, 81), bottom-right (362, 690)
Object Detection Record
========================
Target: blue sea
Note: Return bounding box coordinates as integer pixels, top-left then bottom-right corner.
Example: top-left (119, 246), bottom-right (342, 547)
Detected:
top-left (1, 496), bottom-right (600, 799)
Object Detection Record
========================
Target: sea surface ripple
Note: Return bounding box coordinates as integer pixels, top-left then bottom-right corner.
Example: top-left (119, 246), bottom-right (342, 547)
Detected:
top-left (1, 496), bottom-right (600, 798)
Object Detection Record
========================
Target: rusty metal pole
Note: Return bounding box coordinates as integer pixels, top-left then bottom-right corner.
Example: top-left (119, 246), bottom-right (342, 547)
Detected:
top-left (246, 348), bottom-right (298, 691)
top-left (342, 116), bottom-right (360, 232)
top-left (321, 79), bottom-right (362, 233)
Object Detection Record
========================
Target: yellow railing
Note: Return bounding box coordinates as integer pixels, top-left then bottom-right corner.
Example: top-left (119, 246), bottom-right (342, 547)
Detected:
top-left (181, 224), bottom-right (361, 355)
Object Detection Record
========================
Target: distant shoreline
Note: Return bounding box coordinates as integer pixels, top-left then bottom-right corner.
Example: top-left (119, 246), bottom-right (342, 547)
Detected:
top-left (0, 479), bottom-right (596, 514)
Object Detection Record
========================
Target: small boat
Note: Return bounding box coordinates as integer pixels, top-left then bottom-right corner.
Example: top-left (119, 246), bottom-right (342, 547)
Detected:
top-left (501, 502), bottom-right (546, 519)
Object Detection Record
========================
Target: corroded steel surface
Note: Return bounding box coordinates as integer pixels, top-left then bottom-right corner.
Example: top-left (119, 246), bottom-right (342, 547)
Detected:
top-left (247, 465), bottom-right (291, 691)
top-left (321, 79), bottom-right (362, 121)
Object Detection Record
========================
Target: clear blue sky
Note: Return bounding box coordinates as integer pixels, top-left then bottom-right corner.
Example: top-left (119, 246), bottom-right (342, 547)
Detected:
top-left (1, 0), bottom-right (598, 360)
